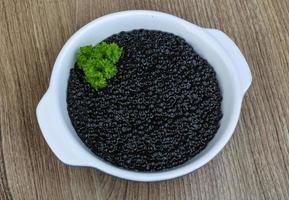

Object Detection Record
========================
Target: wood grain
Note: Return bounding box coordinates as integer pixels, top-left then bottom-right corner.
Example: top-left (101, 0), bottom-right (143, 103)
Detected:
top-left (1, 0), bottom-right (289, 199)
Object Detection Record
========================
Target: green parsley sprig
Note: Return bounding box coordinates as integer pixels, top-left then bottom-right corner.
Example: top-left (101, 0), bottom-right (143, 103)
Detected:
top-left (76, 42), bottom-right (123, 90)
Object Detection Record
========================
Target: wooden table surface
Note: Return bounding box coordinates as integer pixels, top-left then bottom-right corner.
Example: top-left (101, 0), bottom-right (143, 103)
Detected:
top-left (1, 0), bottom-right (289, 199)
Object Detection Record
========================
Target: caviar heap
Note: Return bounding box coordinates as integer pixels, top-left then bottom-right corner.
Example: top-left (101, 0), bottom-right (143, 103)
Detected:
top-left (67, 30), bottom-right (222, 171)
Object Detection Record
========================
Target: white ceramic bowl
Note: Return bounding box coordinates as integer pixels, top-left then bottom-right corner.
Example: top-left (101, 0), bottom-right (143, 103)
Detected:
top-left (36, 10), bottom-right (252, 182)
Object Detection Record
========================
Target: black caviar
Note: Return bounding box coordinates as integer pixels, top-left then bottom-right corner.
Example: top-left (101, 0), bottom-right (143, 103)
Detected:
top-left (67, 30), bottom-right (222, 171)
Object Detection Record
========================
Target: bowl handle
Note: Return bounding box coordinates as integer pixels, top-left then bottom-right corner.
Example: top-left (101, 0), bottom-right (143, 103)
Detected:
top-left (36, 90), bottom-right (89, 166)
top-left (205, 29), bottom-right (252, 95)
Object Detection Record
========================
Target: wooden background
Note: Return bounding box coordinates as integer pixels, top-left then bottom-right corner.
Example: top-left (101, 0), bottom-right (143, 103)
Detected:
top-left (1, 0), bottom-right (289, 199)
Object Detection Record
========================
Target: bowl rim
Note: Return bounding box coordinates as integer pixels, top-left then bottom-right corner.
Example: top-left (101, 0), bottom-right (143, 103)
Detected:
top-left (37, 10), bottom-right (249, 182)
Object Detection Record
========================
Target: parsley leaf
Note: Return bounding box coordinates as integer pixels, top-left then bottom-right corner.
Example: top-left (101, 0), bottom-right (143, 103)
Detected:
top-left (76, 42), bottom-right (123, 90)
